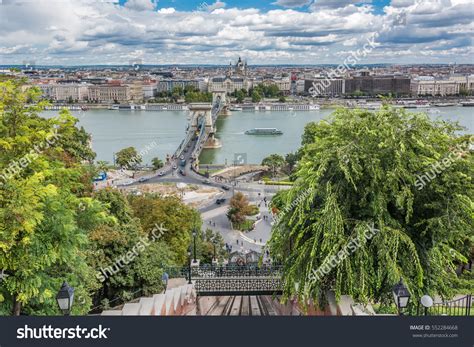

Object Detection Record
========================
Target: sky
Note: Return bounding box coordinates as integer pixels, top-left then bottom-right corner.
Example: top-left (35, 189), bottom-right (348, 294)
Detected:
top-left (0, 0), bottom-right (472, 66)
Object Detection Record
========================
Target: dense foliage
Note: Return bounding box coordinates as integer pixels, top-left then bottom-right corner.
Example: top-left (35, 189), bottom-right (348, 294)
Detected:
top-left (0, 81), bottom-right (207, 316)
top-left (269, 106), bottom-right (473, 309)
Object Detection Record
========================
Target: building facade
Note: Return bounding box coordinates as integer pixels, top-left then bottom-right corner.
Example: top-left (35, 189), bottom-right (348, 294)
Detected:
top-left (37, 83), bottom-right (89, 102)
top-left (305, 78), bottom-right (345, 96)
top-left (411, 78), bottom-right (460, 96)
top-left (88, 84), bottom-right (130, 103)
top-left (345, 75), bottom-right (411, 96)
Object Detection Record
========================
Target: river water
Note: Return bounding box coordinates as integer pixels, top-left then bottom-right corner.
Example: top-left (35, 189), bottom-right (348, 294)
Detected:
top-left (42, 107), bottom-right (473, 165)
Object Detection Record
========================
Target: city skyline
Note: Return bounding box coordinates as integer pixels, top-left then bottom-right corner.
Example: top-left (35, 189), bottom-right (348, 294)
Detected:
top-left (0, 0), bottom-right (472, 65)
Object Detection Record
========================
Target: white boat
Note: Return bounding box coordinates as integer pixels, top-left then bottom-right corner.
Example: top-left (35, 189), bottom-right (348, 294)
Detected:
top-left (245, 128), bottom-right (283, 135)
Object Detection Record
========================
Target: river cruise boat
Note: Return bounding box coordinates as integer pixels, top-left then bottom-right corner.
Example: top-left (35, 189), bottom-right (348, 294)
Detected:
top-left (245, 128), bottom-right (283, 135)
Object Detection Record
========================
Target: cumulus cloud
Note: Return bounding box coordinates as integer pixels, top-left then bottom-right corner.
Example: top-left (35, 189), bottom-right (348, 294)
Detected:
top-left (312, 0), bottom-right (372, 8)
top-left (272, 0), bottom-right (312, 7)
top-left (124, 0), bottom-right (157, 11)
top-left (0, 0), bottom-right (471, 65)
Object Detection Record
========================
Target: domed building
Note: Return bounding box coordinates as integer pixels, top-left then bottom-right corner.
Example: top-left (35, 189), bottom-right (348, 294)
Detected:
top-left (209, 57), bottom-right (252, 94)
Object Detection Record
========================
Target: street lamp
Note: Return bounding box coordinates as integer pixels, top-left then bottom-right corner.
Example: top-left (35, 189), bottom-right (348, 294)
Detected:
top-left (187, 247), bottom-right (192, 284)
top-left (420, 295), bottom-right (434, 316)
top-left (392, 278), bottom-right (411, 315)
top-left (192, 228), bottom-right (197, 262)
top-left (56, 282), bottom-right (74, 316)
top-left (213, 240), bottom-right (217, 261)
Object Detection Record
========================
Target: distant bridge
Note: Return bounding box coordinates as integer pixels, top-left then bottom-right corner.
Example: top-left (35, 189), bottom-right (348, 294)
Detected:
top-left (174, 91), bottom-right (227, 170)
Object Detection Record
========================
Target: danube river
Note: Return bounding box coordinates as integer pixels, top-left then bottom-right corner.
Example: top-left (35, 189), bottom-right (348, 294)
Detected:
top-left (43, 107), bottom-right (473, 165)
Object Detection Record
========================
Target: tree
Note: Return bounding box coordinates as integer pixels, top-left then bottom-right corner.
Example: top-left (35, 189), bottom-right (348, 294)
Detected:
top-left (151, 157), bottom-right (164, 171)
top-left (285, 152), bottom-right (298, 174)
top-left (115, 147), bottom-right (141, 170)
top-left (227, 192), bottom-right (253, 225)
top-left (96, 161), bottom-right (109, 173)
top-left (269, 106), bottom-right (473, 310)
top-left (0, 80), bottom-right (110, 315)
top-left (235, 90), bottom-right (246, 103)
top-left (127, 194), bottom-right (201, 265)
top-left (262, 154), bottom-right (286, 177)
top-left (251, 90), bottom-right (262, 103)
top-left (279, 96), bottom-right (286, 103)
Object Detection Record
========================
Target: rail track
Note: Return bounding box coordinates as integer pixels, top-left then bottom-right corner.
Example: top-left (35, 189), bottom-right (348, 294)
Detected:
top-left (204, 296), bottom-right (277, 316)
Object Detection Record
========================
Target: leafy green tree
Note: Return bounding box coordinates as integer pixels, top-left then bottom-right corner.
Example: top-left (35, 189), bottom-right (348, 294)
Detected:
top-left (151, 157), bottom-right (164, 171)
top-left (285, 152), bottom-right (298, 174)
top-left (235, 90), bottom-right (246, 103)
top-left (269, 106), bottom-right (473, 309)
top-left (115, 147), bottom-right (141, 170)
top-left (262, 154), bottom-right (286, 177)
top-left (96, 161), bottom-right (109, 173)
top-left (0, 80), bottom-right (109, 315)
top-left (251, 90), bottom-right (262, 103)
top-left (127, 194), bottom-right (201, 265)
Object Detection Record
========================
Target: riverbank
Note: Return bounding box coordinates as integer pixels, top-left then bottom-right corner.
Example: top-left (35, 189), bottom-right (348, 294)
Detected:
top-left (42, 96), bottom-right (474, 111)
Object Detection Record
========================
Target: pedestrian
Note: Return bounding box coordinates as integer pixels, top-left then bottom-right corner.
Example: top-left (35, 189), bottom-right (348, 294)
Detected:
top-left (260, 238), bottom-right (262, 243)
top-left (213, 222), bottom-right (216, 227)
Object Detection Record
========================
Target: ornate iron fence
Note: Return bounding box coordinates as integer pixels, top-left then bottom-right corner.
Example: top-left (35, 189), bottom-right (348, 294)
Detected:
top-left (163, 265), bottom-right (283, 296)
top-left (422, 295), bottom-right (472, 316)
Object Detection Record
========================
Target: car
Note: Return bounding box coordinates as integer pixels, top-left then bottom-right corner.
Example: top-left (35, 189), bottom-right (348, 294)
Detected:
top-left (180, 155), bottom-right (185, 160)
top-left (179, 170), bottom-right (186, 176)
top-left (216, 198), bottom-right (226, 205)
top-left (203, 179), bottom-right (211, 184)
top-left (138, 177), bottom-right (148, 183)
top-left (158, 171), bottom-right (165, 176)
top-left (221, 185), bottom-right (230, 191)
top-left (172, 165), bottom-right (178, 170)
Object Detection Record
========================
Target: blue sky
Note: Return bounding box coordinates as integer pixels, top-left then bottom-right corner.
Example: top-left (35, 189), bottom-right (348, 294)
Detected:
top-left (116, 0), bottom-right (392, 12)
top-left (0, 0), bottom-right (472, 65)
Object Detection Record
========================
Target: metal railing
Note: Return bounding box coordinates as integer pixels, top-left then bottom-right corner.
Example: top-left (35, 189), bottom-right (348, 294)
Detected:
top-left (165, 264), bottom-right (283, 280)
top-left (421, 295), bottom-right (472, 316)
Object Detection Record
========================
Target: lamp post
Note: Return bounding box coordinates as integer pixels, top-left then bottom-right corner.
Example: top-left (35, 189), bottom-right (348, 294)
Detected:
top-left (420, 295), bottom-right (434, 316)
top-left (213, 240), bottom-right (217, 261)
top-left (392, 278), bottom-right (411, 315)
top-left (56, 282), bottom-right (74, 316)
top-left (187, 247), bottom-right (192, 284)
top-left (192, 229), bottom-right (197, 262)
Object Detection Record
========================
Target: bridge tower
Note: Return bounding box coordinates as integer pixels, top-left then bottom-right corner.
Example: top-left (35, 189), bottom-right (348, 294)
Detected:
top-left (212, 90), bottom-right (231, 116)
top-left (189, 103), bottom-right (213, 132)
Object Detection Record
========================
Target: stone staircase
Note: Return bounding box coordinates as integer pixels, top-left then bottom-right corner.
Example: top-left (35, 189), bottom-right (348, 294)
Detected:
top-left (101, 282), bottom-right (196, 316)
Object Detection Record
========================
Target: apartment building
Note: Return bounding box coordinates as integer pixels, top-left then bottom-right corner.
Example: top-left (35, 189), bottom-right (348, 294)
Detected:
top-left (88, 84), bottom-right (130, 103)
top-left (411, 77), bottom-right (460, 96)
